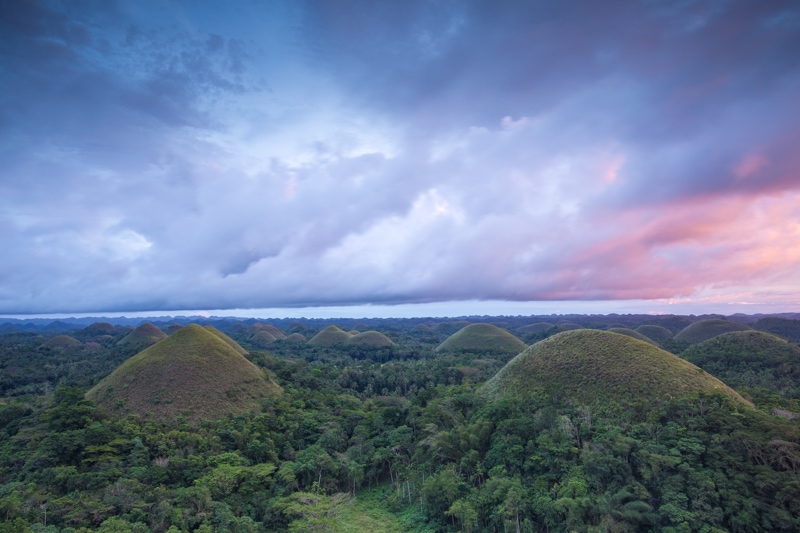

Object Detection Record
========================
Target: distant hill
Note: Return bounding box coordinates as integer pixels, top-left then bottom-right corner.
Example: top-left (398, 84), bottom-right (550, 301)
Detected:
top-left (118, 322), bottom-right (167, 349)
top-left (517, 322), bottom-right (555, 334)
top-left (753, 317), bottom-right (800, 342)
top-left (308, 325), bottom-right (353, 346)
top-left (436, 323), bottom-right (527, 353)
top-left (674, 319), bottom-right (751, 344)
top-left (607, 327), bottom-right (657, 345)
top-left (87, 324), bottom-right (279, 422)
top-left (635, 325), bottom-right (674, 342)
top-left (346, 331), bottom-right (395, 347)
top-left (40, 335), bottom-right (81, 350)
top-left (432, 321), bottom-right (471, 336)
top-left (285, 333), bottom-right (306, 342)
top-left (82, 322), bottom-right (118, 336)
top-left (251, 330), bottom-right (277, 348)
top-left (482, 330), bottom-right (747, 406)
top-left (682, 331), bottom-right (800, 399)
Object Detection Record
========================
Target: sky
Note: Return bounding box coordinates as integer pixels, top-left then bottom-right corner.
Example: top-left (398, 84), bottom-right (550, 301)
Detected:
top-left (1, 0), bottom-right (800, 318)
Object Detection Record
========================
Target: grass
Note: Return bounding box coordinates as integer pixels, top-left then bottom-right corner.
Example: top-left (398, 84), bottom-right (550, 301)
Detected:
top-left (308, 325), bottom-right (353, 346)
top-left (754, 317), bottom-right (800, 342)
top-left (203, 325), bottom-right (248, 355)
top-left (251, 330), bottom-right (277, 347)
top-left (41, 335), bottom-right (81, 349)
top-left (682, 330), bottom-right (800, 401)
top-left (635, 325), bottom-right (674, 341)
top-left (481, 329), bottom-right (748, 407)
top-left (608, 327), bottom-right (657, 345)
top-left (517, 322), bottom-right (555, 334)
top-left (346, 331), bottom-right (396, 347)
top-left (117, 322), bottom-right (167, 348)
top-left (436, 323), bottom-right (527, 353)
top-left (674, 319), bottom-right (751, 344)
top-left (87, 324), bottom-right (280, 422)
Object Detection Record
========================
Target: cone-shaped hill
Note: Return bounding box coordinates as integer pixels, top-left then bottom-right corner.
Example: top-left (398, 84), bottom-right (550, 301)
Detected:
top-left (753, 317), bottom-right (800, 342)
top-left (87, 324), bottom-right (280, 422)
top-left (82, 322), bottom-right (119, 335)
top-left (308, 325), bottom-right (352, 346)
top-left (482, 330), bottom-right (747, 406)
top-left (346, 331), bottom-right (395, 347)
top-left (203, 326), bottom-right (248, 356)
top-left (118, 322), bottom-right (167, 349)
top-left (682, 331), bottom-right (800, 398)
top-left (607, 327), bottom-right (657, 346)
top-left (674, 319), bottom-right (751, 344)
top-left (635, 325), bottom-right (674, 342)
top-left (41, 335), bottom-right (81, 350)
top-left (436, 323), bottom-right (527, 353)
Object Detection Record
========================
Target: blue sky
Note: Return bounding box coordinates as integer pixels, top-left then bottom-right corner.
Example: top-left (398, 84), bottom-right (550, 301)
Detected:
top-left (1, 0), bottom-right (800, 318)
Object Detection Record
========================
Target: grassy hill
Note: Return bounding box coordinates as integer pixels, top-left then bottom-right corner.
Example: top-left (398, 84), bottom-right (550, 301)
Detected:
top-left (754, 317), bottom-right (800, 342)
top-left (432, 321), bottom-right (471, 336)
top-left (40, 335), bottom-right (81, 350)
top-left (117, 322), bottom-right (167, 349)
top-left (682, 331), bottom-right (800, 401)
top-left (286, 333), bottom-right (306, 342)
top-left (607, 327), bottom-right (657, 345)
top-left (203, 326), bottom-right (248, 355)
top-left (251, 330), bottom-right (277, 348)
top-left (346, 331), bottom-right (396, 347)
top-left (435, 323), bottom-right (527, 353)
top-left (482, 330), bottom-right (747, 406)
top-left (517, 322), bottom-right (555, 334)
top-left (674, 319), bottom-right (752, 344)
top-left (87, 324), bottom-right (280, 422)
top-left (82, 322), bottom-right (118, 335)
top-left (635, 324), bottom-right (674, 342)
top-left (308, 325), bottom-right (353, 346)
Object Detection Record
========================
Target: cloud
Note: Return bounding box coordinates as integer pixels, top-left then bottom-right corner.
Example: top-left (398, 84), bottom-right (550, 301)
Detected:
top-left (1, 0), bottom-right (799, 314)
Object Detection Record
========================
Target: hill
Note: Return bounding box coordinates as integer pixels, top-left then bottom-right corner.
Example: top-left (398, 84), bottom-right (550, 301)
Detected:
top-left (40, 335), bottom-right (81, 350)
top-left (251, 330), bottom-right (277, 348)
top-left (87, 324), bottom-right (279, 422)
top-left (635, 325), bottom-right (674, 342)
top-left (308, 325), bottom-right (353, 346)
top-left (753, 317), bottom-right (800, 342)
top-left (517, 322), bottom-right (555, 334)
top-left (203, 326), bottom-right (248, 355)
top-left (435, 323), bottom-right (527, 353)
top-left (82, 322), bottom-right (118, 335)
top-left (482, 330), bottom-right (747, 406)
top-left (682, 331), bottom-right (800, 400)
top-left (285, 333), bottom-right (306, 342)
top-left (346, 331), bottom-right (396, 347)
top-left (117, 322), bottom-right (167, 349)
top-left (607, 327), bottom-right (657, 345)
top-left (674, 319), bottom-right (751, 344)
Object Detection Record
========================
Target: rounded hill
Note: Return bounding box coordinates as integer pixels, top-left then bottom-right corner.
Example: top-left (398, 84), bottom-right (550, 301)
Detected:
top-left (482, 330), bottom-right (747, 406)
top-left (308, 325), bottom-right (352, 346)
top-left (118, 322), bottom-right (167, 349)
top-left (436, 324), bottom-right (527, 353)
top-left (41, 335), bottom-right (81, 350)
top-left (635, 325), bottom-right (674, 342)
top-left (87, 324), bottom-right (280, 422)
top-left (682, 331), bottom-right (800, 399)
top-left (753, 317), bottom-right (800, 342)
top-left (674, 319), bottom-right (751, 344)
top-left (607, 327), bottom-right (657, 346)
top-left (346, 331), bottom-right (395, 347)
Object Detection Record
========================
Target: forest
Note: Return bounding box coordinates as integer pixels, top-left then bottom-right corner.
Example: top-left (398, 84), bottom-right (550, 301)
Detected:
top-left (1, 313), bottom-right (800, 532)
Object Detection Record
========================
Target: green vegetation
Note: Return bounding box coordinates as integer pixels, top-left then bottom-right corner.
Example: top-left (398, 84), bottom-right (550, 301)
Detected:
top-left (203, 325), bottom-right (249, 356)
top-left (87, 324), bottom-right (280, 422)
top-left (308, 325), bottom-right (353, 346)
top-left (516, 321), bottom-right (554, 334)
top-left (483, 329), bottom-right (746, 406)
top-left (607, 327), bottom-right (657, 345)
top-left (117, 322), bottom-right (167, 349)
top-left (636, 324), bottom-right (674, 341)
top-left (40, 335), bottom-right (82, 350)
top-left (346, 331), bottom-right (396, 347)
top-left (3, 313), bottom-right (800, 532)
top-left (754, 317), bottom-right (800, 342)
top-left (682, 330), bottom-right (800, 405)
top-left (435, 323), bottom-right (526, 354)
top-left (674, 319), bottom-right (751, 343)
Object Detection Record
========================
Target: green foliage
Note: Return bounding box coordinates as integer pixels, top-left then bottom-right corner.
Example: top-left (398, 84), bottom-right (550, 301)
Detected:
top-left (436, 324), bottom-right (527, 354)
top-left (674, 319), bottom-right (752, 344)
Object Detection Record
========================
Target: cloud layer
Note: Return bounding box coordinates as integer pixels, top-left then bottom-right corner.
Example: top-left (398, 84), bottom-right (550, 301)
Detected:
top-left (1, 0), bottom-right (799, 314)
